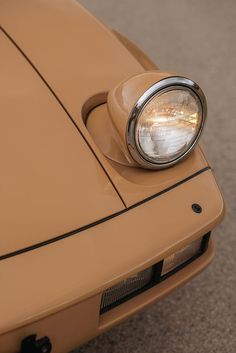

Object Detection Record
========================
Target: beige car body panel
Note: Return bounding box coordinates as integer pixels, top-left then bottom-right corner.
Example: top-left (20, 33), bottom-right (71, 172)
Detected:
top-left (0, 0), bottom-right (210, 206)
top-left (0, 31), bottom-right (125, 256)
top-left (0, 1), bottom-right (224, 352)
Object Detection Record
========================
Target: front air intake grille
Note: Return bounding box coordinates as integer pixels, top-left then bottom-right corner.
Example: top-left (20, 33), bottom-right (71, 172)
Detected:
top-left (100, 233), bottom-right (211, 314)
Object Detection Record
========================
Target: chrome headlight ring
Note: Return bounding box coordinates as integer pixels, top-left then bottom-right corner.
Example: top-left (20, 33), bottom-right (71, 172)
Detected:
top-left (126, 76), bottom-right (207, 170)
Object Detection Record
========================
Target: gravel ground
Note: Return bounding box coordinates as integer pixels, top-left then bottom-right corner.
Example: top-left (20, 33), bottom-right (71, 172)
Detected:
top-left (74, 1), bottom-right (236, 352)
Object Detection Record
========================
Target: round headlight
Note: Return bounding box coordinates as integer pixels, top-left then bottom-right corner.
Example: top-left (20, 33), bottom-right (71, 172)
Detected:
top-left (127, 77), bottom-right (207, 169)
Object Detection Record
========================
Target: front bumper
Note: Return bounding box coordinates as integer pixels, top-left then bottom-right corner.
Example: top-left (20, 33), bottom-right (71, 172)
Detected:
top-left (0, 169), bottom-right (224, 353)
top-left (100, 237), bottom-right (215, 332)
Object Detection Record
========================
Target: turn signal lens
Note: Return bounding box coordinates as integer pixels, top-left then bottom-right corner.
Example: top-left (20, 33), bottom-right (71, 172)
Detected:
top-left (162, 237), bottom-right (203, 276)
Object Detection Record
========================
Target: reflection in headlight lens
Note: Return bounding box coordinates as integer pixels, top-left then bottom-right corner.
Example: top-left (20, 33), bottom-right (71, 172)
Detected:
top-left (136, 89), bottom-right (202, 164)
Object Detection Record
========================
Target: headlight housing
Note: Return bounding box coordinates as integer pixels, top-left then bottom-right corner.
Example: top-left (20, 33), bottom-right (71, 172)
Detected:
top-left (127, 77), bottom-right (207, 169)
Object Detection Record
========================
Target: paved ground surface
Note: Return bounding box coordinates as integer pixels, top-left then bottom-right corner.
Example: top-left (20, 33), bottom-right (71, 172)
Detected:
top-left (73, 1), bottom-right (236, 352)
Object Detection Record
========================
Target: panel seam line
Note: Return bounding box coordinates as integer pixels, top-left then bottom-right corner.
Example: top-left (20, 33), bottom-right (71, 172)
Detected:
top-left (0, 25), bottom-right (127, 208)
top-left (0, 167), bottom-right (211, 261)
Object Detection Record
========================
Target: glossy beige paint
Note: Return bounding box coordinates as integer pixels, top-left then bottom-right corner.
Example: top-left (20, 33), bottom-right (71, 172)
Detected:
top-left (0, 0), bottom-right (209, 207)
top-left (0, 240), bottom-right (215, 353)
top-left (0, 170), bottom-right (224, 348)
top-left (0, 29), bottom-right (124, 256)
top-left (0, 0), bottom-right (225, 352)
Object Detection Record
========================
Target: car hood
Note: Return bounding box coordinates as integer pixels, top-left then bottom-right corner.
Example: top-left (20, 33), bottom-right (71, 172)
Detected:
top-left (0, 30), bottom-right (125, 258)
top-left (0, 0), bottom-right (209, 258)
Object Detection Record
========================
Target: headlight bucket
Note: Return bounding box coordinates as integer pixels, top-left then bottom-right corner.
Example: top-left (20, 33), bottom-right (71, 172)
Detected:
top-left (107, 72), bottom-right (207, 170)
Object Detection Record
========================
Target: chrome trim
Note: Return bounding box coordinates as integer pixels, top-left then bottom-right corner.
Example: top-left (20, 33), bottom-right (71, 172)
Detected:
top-left (126, 76), bottom-right (207, 170)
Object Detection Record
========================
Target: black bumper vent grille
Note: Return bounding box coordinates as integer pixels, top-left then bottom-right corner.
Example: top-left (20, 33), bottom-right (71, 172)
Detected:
top-left (100, 233), bottom-right (210, 314)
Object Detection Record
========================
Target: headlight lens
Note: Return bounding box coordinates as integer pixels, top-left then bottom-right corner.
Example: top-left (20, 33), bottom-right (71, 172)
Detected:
top-left (137, 89), bottom-right (202, 163)
top-left (127, 77), bottom-right (207, 169)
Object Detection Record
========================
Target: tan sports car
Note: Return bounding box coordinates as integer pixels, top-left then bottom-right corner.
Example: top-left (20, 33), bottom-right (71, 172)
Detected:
top-left (0, 1), bottom-right (224, 352)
